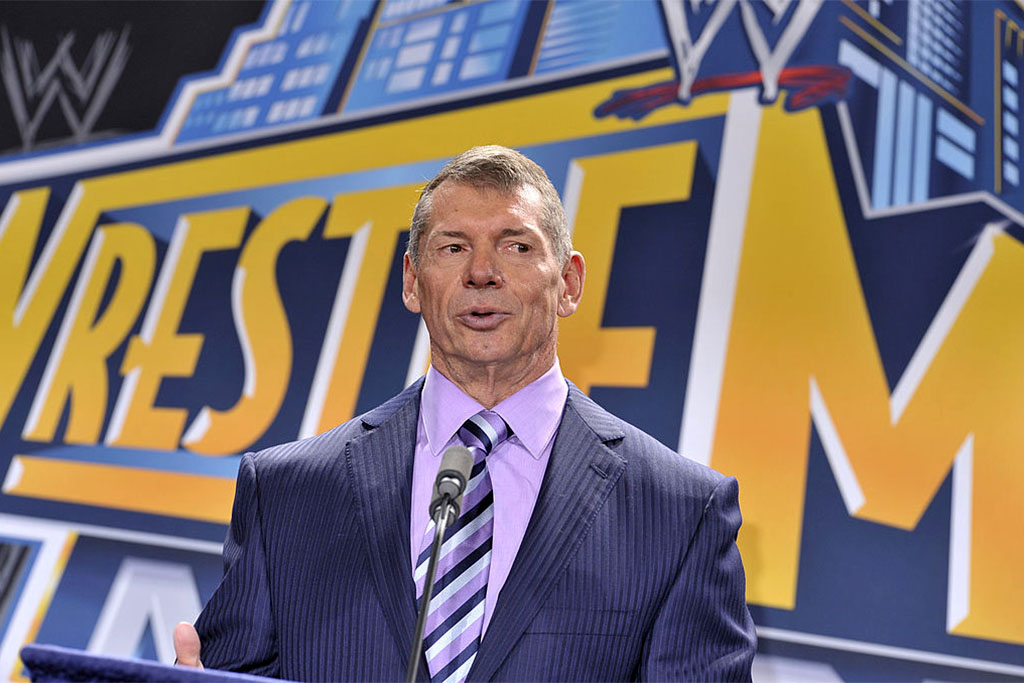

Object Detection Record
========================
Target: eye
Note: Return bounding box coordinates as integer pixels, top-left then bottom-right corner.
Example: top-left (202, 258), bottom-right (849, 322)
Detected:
top-left (444, 244), bottom-right (463, 254)
top-left (512, 242), bottom-right (530, 253)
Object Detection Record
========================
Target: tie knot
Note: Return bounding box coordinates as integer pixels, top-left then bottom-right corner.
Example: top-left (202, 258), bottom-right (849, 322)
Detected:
top-left (459, 410), bottom-right (512, 456)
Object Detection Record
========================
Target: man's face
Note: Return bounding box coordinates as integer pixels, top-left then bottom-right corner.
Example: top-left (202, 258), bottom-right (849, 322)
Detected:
top-left (402, 181), bottom-right (584, 380)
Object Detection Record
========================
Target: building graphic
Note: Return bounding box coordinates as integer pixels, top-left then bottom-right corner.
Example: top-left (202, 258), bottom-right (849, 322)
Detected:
top-left (178, 1), bottom-right (376, 141)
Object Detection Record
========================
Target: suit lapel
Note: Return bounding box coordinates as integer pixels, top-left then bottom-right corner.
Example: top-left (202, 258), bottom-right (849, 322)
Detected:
top-left (345, 380), bottom-right (426, 679)
top-left (471, 385), bottom-right (627, 681)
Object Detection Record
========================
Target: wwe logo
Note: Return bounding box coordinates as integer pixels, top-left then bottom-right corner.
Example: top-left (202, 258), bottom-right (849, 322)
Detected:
top-left (596, 0), bottom-right (848, 120)
top-left (662, 0), bottom-right (821, 103)
top-left (0, 26), bottom-right (131, 150)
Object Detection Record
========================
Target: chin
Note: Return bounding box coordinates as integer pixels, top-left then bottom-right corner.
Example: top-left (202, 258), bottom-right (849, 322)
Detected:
top-left (462, 350), bottom-right (512, 365)
top-left (456, 342), bottom-right (515, 365)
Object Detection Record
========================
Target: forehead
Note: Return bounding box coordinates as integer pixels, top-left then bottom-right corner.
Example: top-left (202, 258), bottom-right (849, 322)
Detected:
top-left (426, 180), bottom-right (545, 235)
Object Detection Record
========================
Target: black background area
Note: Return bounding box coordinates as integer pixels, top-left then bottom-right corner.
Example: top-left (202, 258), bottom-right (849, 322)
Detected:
top-left (0, 1), bottom-right (265, 154)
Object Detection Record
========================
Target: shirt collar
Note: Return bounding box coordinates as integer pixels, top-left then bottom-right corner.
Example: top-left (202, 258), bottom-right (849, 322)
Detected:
top-left (421, 360), bottom-right (568, 459)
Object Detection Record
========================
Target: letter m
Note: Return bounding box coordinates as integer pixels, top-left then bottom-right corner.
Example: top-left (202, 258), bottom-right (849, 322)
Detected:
top-left (702, 101), bottom-right (1024, 646)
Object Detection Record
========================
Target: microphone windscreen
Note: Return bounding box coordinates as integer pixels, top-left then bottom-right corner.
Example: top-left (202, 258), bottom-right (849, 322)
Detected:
top-left (430, 446), bottom-right (474, 522)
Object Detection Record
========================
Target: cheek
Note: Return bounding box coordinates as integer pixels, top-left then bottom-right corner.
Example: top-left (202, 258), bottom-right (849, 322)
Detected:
top-left (520, 288), bottom-right (560, 330)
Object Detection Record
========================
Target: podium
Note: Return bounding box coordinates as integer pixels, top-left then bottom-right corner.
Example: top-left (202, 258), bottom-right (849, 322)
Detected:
top-left (19, 644), bottom-right (282, 682)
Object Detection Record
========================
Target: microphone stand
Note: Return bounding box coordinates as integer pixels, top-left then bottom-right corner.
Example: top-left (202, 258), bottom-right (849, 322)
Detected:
top-left (406, 497), bottom-right (453, 683)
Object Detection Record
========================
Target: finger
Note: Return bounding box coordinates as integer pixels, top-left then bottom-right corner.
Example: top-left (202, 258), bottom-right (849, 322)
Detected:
top-left (173, 622), bottom-right (203, 668)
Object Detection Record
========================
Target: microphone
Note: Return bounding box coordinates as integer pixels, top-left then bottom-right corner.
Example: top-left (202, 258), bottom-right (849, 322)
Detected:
top-left (408, 446), bottom-right (474, 683)
top-left (429, 446), bottom-right (474, 524)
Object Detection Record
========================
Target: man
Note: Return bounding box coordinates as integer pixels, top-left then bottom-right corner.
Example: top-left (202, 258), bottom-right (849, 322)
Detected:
top-left (174, 145), bottom-right (756, 680)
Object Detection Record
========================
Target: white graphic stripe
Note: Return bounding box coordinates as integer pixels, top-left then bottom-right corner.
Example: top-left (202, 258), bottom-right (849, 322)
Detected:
top-left (678, 88), bottom-right (763, 465)
top-left (300, 221), bottom-right (371, 438)
top-left (946, 437), bottom-right (973, 633)
top-left (757, 626), bottom-right (1024, 677)
top-left (809, 378), bottom-right (865, 515)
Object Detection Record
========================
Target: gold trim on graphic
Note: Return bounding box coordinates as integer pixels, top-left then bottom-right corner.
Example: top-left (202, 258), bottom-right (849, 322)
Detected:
top-left (997, 10), bottom-right (1005, 194)
top-left (376, 0), bottom-right (484, 29)
top-left (841, 0), bottom-right (902, 46)
top-left (840, 15), bottom-right (984, 126)
top-left (337, 0), bottom-right (388, 113)
top-left (528, 0), bottom-right (556, 76)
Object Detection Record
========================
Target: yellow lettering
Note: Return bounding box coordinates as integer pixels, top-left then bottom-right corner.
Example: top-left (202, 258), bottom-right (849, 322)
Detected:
top-left (0, 186), bottom-right (99, 428)
top-left (105, 208), bottom-right (247, 450)
top-left (714, 102), bottom-right (1024, 644)
top-left (559, 143), bottom-right (696, 392)
top-left (302, 185), bottom-right (419, 436)
top-left (182, 198), bottom-right (327, 454)
top-left (23, 224), bottom-right (155, 443)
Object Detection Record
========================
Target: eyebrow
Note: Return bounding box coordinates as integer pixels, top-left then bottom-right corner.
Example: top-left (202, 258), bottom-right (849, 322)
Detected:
top-left (430, 227), bottom-right (534, 240)
top-left (497, 227), bottom-right (530, 238)
top-left (431, 230), bottom-right (469, 240)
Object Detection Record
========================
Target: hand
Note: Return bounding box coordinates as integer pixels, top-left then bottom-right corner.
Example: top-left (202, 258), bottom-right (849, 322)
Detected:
top-left (173, 622), bottom-right (204, 668)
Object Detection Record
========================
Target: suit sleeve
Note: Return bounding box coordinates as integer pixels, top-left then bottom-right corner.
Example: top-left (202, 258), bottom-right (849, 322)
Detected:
top-left (194, 453), bottom-right (280, 677)
top-left (639, 475), bottom-right (757, 681)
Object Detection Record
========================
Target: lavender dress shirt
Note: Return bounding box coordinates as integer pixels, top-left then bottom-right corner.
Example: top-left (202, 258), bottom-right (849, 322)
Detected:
top-left (409, 360), bottom-right (568, 634)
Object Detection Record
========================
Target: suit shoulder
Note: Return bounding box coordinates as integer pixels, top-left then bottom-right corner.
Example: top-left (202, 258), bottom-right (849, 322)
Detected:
top-left (246, 378), bottom-right (423, 476)
top-left (247, 415), bottom-right (363, 469)
top-left (565, 384), bottom-right (725, 497)
top-left (620, 417), bottom-right (725, 499)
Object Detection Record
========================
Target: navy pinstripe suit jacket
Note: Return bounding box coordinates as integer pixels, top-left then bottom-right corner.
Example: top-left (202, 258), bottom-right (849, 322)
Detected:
top-left (195, 379), bottom-right (756, 681)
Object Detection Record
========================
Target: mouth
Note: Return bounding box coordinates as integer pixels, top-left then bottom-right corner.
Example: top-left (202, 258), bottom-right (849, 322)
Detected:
top-left (456, 308), bottom-right (510, 331)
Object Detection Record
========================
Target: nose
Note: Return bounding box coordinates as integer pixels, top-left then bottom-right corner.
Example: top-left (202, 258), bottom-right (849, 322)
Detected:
top-left (464, 248), bottom-right (502, 288)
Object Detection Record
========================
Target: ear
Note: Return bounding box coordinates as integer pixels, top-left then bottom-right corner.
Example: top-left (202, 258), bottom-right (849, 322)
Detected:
top-left (402, 253), bottom-right (421, 314)
top-left (557, 251), bottom-right (585, 318)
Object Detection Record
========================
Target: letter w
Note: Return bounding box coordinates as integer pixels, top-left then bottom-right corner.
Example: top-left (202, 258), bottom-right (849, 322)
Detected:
top-left (0, 186), bottom-right (96, 430)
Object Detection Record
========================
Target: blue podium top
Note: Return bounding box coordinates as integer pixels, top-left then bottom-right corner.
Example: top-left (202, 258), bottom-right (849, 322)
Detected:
top-left (20, 643), bottom-right (286, 682)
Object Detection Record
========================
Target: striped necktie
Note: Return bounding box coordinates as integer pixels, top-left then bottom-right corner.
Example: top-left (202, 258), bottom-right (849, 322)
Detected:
top-left (414, 410), bottom-right (511, 683)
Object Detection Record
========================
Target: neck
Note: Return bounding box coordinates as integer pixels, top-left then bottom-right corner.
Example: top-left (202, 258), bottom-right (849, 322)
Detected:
top-left (431, 347), bottom-right (556, 409)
